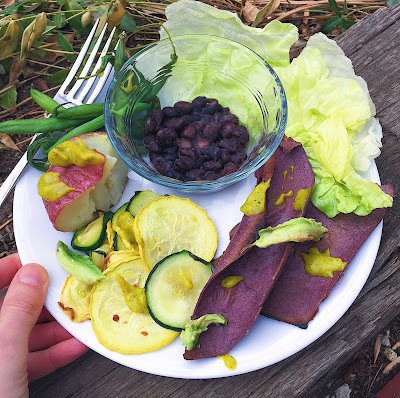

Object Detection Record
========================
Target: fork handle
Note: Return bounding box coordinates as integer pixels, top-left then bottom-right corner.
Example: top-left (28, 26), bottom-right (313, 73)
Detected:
top-left (0, 152), bottom-right (29, 208)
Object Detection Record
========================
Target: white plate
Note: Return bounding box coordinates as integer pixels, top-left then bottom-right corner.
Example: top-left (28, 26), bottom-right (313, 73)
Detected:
top-left (13, 162), bottom-right (382, 379)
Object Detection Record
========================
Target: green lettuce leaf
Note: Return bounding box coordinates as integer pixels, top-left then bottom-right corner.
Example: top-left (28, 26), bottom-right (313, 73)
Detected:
top-left (160, 0), bottom-right (298, 68)
top-left (275, 34), bottom-right (392, 217)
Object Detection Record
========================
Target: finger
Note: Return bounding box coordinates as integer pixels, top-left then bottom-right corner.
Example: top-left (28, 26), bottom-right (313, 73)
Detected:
top-left (27, 338), bottom-right (89, 382)
top-left (0, 299), bottom-right (54, 323)
top-left (28, 321), bottom-right (73, 352)
top-left (0, 264), bottom-right (49, 357)
top-left (0, 253), bottom-right (22, 289)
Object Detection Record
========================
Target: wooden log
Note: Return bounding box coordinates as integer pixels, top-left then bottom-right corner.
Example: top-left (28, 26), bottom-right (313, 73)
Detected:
top-left (28, 5), bottom-right (400, 397)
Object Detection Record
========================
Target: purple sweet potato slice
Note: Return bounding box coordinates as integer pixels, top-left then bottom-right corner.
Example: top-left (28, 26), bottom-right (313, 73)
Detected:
top-left (213, 154), bottom-right (276, 271)
top-left (184, 141), bottom-right (315, 360)
top-left (261, 184), bottom-right (394, 326)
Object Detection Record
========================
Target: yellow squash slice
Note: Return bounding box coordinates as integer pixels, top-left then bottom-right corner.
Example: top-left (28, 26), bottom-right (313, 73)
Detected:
top-left (58, 275), bottom-right (92, 322)
top-left (90, 258), bottom-right (178, 354)
top-left (133, 196), bottom-right (218, 269)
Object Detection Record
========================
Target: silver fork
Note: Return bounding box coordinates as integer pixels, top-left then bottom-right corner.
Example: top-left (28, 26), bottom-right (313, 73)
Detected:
top-left (0, 19), bottom-right (117, 208)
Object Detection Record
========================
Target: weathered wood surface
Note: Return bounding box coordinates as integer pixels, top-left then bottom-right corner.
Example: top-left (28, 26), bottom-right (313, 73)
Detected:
top-left (28, 6), bottom-right (400, 398)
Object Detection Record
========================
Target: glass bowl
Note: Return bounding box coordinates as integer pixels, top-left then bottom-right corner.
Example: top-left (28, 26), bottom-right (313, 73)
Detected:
top-left (104, 34), bottom-right (287, 192)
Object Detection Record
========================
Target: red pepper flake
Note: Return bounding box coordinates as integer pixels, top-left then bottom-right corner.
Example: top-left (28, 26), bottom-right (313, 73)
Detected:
top-left (113, 314), bottom-right (120, 322)
top-left (141, 331), bottom-right (149, 336)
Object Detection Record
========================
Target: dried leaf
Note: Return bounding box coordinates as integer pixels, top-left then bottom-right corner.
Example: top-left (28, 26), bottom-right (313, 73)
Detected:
top-left (4, 0), bottom-right (15, 6)
top-left (374, 335), bottom-right (381, 364)
top-left (0, 133), bottom-right (21, 151)
top-left (383, 356), bottom-right (400, 374)
top-left (0, 20), bottom-right (20, 59)
top-left (8, 55), bottom-right (20, 84)
top-left (108, 0), bottom-right (126, 31)
top-left (243, 1), bottom-right (259, 23)
top-left (251, 0), bottom-right (281, 27)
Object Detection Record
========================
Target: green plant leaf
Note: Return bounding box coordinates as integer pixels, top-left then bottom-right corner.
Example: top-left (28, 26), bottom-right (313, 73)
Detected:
top-left (386, 0), bottom-right (400, 6)
top-left (0, 85), bottom-right (17, 110)
top-left (328, 0), bottom-right (342, 16)
top-left (0, 0), bottom-right (31, 17)
top-left (340, 17), bottom-right (356, 31)
top-left (343, 0), bottom-right (348, 14)
top-left (322, 15), bottom-right (342, 33)
top-left (57, 32), bottom-right (76, 62)
top-left (49, 69), bottom-right (69, 84)
top-left (120, 12), bottom-right (137, 33)
top-left (53, 10), bottom-right (66, 28)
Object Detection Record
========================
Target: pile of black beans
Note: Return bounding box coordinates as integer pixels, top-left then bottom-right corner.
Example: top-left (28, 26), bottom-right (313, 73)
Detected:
top-left (143, 96), bottom-right (249, 181)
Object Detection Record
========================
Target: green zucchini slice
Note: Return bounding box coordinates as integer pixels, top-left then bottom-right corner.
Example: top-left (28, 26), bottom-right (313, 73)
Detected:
top-left (145, 250), bottom-right (212, 331)
top-left (72, 211), bottom-right (112, 252)
top-left (90, 238), bottom-right (111, 271)
top-left (128, 190), bottom-right (165, 217)
top-left (111, 202), bottom-right (128, 230)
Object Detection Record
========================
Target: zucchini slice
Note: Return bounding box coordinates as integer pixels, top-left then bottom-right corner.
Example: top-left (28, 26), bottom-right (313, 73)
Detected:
top-left (128, 190), bottom-right (165, 217)
top-left (145, 250), bottom-right (212, 331)
top-left (71, 211), bottom-right (113, 252)
top-left (111, 202), bottom-right (128, 230)
top-left (90, 238), bottom-right (111, 271)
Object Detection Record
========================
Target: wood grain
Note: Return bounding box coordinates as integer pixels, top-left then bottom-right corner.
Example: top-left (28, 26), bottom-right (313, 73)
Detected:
top-left (29, 5), bottom-right (400, 397)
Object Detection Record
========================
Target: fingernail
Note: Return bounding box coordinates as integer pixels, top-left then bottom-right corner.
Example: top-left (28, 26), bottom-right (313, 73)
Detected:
top-left (18, 265), bottom-right (47, 286)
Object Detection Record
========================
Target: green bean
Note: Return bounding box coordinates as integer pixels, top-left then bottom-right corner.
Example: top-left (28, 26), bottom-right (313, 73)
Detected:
top-left (49, 115), bottom-right (105, 150)
top-left (0, 117), bottom-right (91, 135)
top-left (55, 103), bottom-right (104, 119)
top-left (30, 88), bottom-right (65, 114)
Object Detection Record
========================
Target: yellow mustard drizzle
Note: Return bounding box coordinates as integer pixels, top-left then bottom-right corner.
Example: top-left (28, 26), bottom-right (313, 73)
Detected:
top-left (293, 187), bottom-right (312, 212)
top-left (273, 190), bottom-right (294, 206)
top-left (221, 276), bottom-right (245, 288)
top-left (218, 354), bottom-right (237, 370)
top-left (302, 247), bottom-right (348, 278)
top-left (282, 170), bottom-right (288, 182)
top-left (290, 165), bottom-right (294, 172)
top-left (48, 137), bottom-right (104, 167)
top-left (37, 171), bottom-right (76, 201)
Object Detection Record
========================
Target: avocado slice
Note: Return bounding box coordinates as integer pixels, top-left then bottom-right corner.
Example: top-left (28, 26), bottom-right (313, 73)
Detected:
top-left (56, 241), bottom-right (106, 285)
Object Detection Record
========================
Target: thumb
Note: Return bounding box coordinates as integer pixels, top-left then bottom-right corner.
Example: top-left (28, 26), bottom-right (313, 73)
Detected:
top-left (0, 263), bottom-right (49, 353)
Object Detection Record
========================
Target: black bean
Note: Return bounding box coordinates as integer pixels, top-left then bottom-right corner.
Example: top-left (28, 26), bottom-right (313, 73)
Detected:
top-left (231, 151), bottom-right (247, 166)
top-left (217, 139), bottom-right (240, 153)
top-left (218, 114), bottom-right (239, 125)
top-left (153, 110), bottom-right (164, 126)
top-left (165, 169), bottom-right (185, 180)
top-left (192, 96), bottom-right (208, 110)
top-left (145, 117), bottom-right (157, 134)
top-left (162, 106), bottom-right (180, 118)
top-left (220, 123), bottom-right (235, 139)
top-left (205, 171), bottom-right (221, 180)
top-left (164, 146), bottom-right (179, 161)
top-left (220, 149), bottom-right (231, 164)
top-left (194, 120), bottom-right (205, 133)
top-left (174, 117), bottom-right (189, 131)
top-left (204, 144), bottom-right (221, 161)
top-left (203, 160), bottom-right (222, 171)
top-left (232, 125), bottom-right (250, 144)
top-left (156, 128), bottom-right (178, 147)
top-left (202, 121), bottom-right (222, 142)
top-left (143, 135), bottom-right (161, 153)
top-left (187, 169), bottom-right (206, 181)
top-left (165, 118), bottom-right (180, 129)
top-left (183, 113), bottom-right (201, 123)
top-left (174, 101), bottom-right (193, 115)
top-left (181, 124), bottom-right (197, 140)
top-left (175, 156), bottom-right (198, 171)
top-left (202, 100), bottom-right (223, 115)
top-left (221, 162), bottom-right (239, 176)
top-left (196, 140), bottom-right (210, 151)
top-left (176, 138), bottom-right (193, 150)
top-left (179, 147), bottom-right (196, 160)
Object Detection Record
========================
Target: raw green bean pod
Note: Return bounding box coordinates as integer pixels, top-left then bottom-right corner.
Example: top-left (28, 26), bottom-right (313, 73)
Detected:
top-left (49, 115), bottom-right (105, 150)
top-left (0, 117), bottom-right (91, 135)
top-left (55, 103), bottom-right (104, 119)
top-left (30, 88), bottom-right (65, 114)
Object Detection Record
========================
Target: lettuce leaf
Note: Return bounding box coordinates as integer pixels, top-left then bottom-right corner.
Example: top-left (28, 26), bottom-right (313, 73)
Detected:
top-left (160, 0), bottom-right (298, 68)
top-left (275, 34), bottom-right (392, 217)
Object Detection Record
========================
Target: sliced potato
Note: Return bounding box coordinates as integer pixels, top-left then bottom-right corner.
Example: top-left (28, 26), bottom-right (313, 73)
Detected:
top-left (58, 275), bottom-right (92, 322)
top-left (133, 196), bottom-right (218, 269)
top-left (91, 258), bottom-right (178, 354)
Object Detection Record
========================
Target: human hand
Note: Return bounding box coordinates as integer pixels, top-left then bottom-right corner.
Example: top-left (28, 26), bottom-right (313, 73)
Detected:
top-left (0, 253), bottom-right (89, 398)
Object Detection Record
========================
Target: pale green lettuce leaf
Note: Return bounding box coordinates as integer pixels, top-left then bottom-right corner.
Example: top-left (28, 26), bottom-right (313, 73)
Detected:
top-left (275, 33), bottom-right (392, 217)
top-left (161, 0), bottom-right (298, 68)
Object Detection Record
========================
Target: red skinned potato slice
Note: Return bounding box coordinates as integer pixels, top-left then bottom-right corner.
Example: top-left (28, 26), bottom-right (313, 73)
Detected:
top-left (261, 184), bottom-right (394, 326)
top-left (43, 162), bottom-right (104, 232)
top-left (184, 140), bottom-right (315, 360)
top-left (42, 133), bottom-right (129, 232)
